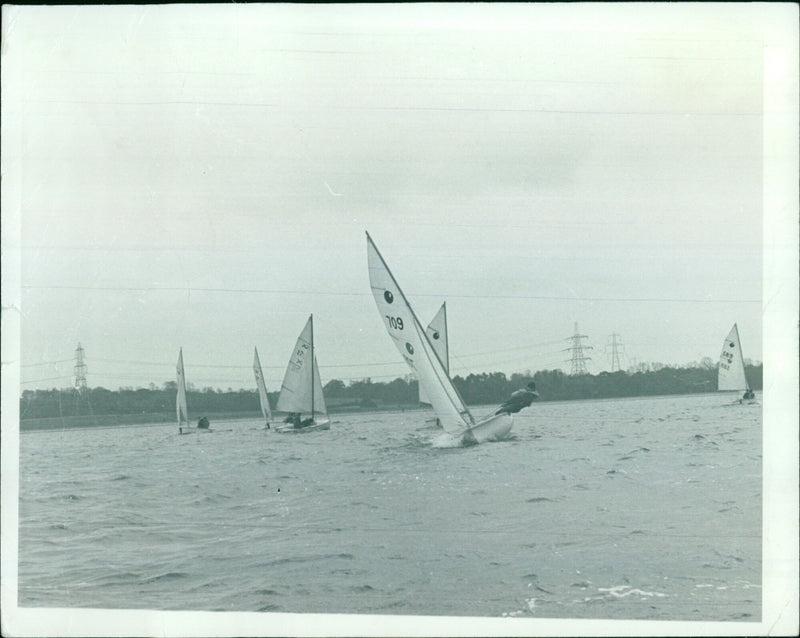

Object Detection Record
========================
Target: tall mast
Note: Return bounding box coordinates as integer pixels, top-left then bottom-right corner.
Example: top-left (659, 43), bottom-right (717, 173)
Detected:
top-left (442, 301), bottom-right (449, 373)
top-left (310, 314), bottom-right (315, 418)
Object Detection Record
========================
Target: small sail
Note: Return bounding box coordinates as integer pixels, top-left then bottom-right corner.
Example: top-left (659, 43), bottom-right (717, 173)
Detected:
top-left (253, 347), bottom-right (272, 424)
top-left (419, 302), bottom-right (449, 405)
top-left (277, 315), bottom-right (328, 419)
top-left (718, 323), bottom-right (749, 391)
top-left (367, 232), bottom-right (474, 435)
top-left (176, 348), bottom-right (189, 426)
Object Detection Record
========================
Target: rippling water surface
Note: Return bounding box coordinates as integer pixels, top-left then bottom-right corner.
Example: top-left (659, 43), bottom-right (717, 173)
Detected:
top-left (18, 393), bottom-right (761, 621)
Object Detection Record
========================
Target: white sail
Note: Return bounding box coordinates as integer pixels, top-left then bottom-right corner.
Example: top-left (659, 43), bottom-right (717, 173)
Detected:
top-left (718, 323), bottom-right (750, 391)
top-left (276, 315), bottom-right (328, 419)
top-left (176, 348), bottom-right (189, 426)
top-left (253, 347), bottom-right (272, 424)
top-left (367, 233), bottom-right (475, 435)
top-left (419, 302), bottom-right (449, 405)
top-left (312, 356), bottom-right (327, 415)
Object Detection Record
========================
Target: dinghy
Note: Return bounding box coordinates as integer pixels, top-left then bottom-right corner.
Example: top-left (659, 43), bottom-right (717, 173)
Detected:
top-left (253, 347), bottom-right (273, 429)
top-left (275, 315), bottom-right (331, 433)
top-left (176, 348), bottom-right (211, 434)
top-left (718, 323), bottom-right (757, 404)
top-left (366, 232), bottom-right (512, 444)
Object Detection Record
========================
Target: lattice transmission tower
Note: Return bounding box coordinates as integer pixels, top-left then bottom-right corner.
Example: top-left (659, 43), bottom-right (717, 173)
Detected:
top-left (606, 332), bottom-right (625, 372)
top-left (564, 322), bottom-right (592, 375)
top-left (74, 342), bottom-right (88, 391)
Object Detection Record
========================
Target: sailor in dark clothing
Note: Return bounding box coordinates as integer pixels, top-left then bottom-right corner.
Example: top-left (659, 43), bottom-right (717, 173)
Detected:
top-left (293, 414), bottom-right (314, 428)
top-left (495, 382), bottom-right (539, 415)
top-left (197, 416), bottom-right (210, 429)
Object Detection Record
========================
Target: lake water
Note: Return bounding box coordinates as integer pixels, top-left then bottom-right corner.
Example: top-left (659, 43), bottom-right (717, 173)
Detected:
top-left (17, 393), bottom-right (761, 623)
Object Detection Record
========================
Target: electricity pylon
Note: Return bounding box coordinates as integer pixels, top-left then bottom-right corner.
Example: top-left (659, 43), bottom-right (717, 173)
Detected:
top-left (606, 332), bottom-right (625, 372)
top-left (564, 322), bottom-right (592, 375)
top-left (74, 343), bottom-right (88, 391)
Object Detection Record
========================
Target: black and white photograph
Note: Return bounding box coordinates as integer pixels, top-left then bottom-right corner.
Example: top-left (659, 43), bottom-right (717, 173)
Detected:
top-left (1, 3), bottom-right (797, 636)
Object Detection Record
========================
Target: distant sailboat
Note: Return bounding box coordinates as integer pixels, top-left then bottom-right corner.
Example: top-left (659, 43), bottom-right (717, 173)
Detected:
top-left (419, 302), bottom-right (449, 407)
top-left (718, 323), bottom-right (756, 404)
top-left (366, 232), bottom-right (512, 444)
top-left (253, 347), bottom-right (272, 429)
top-left (275, 315), bottom-right (330, 433)
top-left (176, 348), bottom-right (211, 434)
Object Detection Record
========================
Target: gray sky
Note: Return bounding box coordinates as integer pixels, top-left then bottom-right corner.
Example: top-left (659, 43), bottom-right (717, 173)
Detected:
top-left (3, 4), bottom-right (775, 392)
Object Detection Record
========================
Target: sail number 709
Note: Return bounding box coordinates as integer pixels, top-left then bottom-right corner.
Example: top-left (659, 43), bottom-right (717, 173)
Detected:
top-left (386, 315), bottom-right (404, 330)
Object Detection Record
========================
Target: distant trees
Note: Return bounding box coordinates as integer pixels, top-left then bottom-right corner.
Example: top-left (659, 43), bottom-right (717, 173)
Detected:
top-left (20, 361), bottom-right (763, 421)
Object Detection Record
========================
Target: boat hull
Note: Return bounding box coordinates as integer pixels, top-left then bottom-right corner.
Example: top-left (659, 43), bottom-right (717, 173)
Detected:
top-left (462, 414), bottom-right (513, 444)
top-left (275, 419), bottom-right (331, 434)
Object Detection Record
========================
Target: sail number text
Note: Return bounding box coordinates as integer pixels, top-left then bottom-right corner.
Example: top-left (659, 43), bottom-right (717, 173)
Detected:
top-left (288, 343), bottom-right (309, 371)
top-left (385, 315), bottom-right (404, 330)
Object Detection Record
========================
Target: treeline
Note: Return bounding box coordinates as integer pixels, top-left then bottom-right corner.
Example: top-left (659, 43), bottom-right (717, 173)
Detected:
top-left (20, 362), bottom-right (762, 423)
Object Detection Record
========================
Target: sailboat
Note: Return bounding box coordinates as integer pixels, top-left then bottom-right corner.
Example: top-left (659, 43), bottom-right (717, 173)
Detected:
top-left (718, 323), bottom-right (757, 404)
top-left (366, 232), bottom-right (512, 444)
top-left (176, 348), bottom-right (211, 434)
top-left (275, 315), bottom-right (330, 433)
top-left (253, 347), bottom-right (273, 429)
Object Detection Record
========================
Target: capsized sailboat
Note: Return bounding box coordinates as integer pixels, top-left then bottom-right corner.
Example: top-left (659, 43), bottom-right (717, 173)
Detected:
top-left (718, 323), bottom-right (756, 404)
top-left (366, 232), bottom-right (512, 444)
top-left (275, 315), bottom-right (330, 433)
top-left (253, 347), bottom-right (273, 429)
top-left (176, 348), bottom-right (211, 434)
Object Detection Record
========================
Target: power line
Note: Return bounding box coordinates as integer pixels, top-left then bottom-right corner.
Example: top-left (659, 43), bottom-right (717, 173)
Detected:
top-left (20, 283), bottom-right (760, 304)
top-left (21, 358), bottom-right (74, 368)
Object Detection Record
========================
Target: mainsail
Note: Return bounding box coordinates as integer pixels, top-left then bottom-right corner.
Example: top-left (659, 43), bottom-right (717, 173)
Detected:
top-left (176, 348), bottom-right (189, 426)
top-left (253, 347), bottom-right (272, 424)
top-left (276, 315), bottom-right (328, 418)
top-left (718, 323), bottom-right (750, 391)
top-left (419, 302), bottom-right (449, 405)
top-left (367, 232), bottom-right (474, 435)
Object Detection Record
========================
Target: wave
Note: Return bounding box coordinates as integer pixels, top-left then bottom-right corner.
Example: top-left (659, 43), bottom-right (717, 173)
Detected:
top-left (264, 553), bottom-right (355, 568)
top-left (597, 584), bottom-right (667, 599)
top-left (430, 432), bottom-right (467, 448)
top-left (142, 571), bottom-right (190, 584)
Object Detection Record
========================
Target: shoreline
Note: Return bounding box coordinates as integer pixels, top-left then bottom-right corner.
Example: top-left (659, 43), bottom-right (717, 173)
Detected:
top-left (17, 390), bottom-right (755, 431)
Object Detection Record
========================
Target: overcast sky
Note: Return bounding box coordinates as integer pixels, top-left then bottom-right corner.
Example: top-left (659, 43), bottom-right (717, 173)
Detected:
top-left (2, 4), bottom-right (788, 392)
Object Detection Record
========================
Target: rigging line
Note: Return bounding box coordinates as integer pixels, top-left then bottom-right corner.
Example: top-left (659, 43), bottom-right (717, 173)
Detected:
top-left (20, 284), bottom-right (760, 304)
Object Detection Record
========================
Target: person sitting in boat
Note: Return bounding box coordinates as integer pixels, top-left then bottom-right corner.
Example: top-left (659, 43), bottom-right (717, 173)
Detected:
top-left (742, 389), bottom-right (755, 401)
top-left (292, 414), bottom-right (315, 429)
top-left (197, 416), bottom-right (210, 429)
top-left (494, 382), bottom-right (539, 415)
